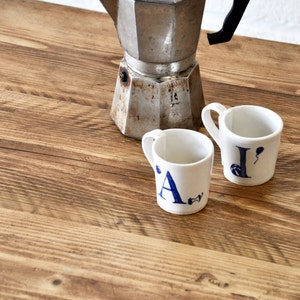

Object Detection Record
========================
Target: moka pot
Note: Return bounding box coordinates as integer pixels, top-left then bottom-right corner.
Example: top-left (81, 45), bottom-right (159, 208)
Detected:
top-left (99, 0), bottom-right (250, 139)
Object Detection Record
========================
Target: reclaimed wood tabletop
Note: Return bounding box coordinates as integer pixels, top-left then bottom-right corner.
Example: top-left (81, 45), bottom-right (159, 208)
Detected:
top-left (0, 0), bottom-right (299, 299)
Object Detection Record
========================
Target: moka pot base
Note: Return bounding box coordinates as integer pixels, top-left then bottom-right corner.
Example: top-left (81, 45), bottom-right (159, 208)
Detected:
top-left (110, 59), bottom-right (205, 140)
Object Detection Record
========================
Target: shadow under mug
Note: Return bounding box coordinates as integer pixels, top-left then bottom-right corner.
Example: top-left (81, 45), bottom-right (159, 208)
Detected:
top-left (142, 129), bottom-right (214, 214)
top-left (201, 103), bottom-right (283, 186)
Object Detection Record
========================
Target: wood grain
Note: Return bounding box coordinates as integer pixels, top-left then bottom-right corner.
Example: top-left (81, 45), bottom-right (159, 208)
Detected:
top-left (0, 0), bottom-right (299, 299)
top-left (1, 209), bottom-right (299, 300)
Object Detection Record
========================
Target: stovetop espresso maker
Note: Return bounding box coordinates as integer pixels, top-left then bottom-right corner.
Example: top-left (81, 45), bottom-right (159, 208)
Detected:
top-left (99, 0), bottom-right (250, 139)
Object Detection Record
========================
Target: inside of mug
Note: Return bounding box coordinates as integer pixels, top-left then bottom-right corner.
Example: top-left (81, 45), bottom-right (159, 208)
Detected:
top-left (154, 130), bottom-right (211, 164)
top-left (224, 106), bottom-right (282, 138)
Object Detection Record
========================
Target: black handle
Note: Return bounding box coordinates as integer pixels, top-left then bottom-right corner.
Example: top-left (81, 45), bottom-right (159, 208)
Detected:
top-left (207, 0), bottom-right (250, 45)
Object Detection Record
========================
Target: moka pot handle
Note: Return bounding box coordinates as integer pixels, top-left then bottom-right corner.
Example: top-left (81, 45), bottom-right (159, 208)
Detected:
top-left (207, 0), bottom-right (250, 45)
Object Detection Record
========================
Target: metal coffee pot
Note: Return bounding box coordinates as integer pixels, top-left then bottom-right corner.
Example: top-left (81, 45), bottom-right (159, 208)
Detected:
top-left (99, 0), bottom-right (250, 139)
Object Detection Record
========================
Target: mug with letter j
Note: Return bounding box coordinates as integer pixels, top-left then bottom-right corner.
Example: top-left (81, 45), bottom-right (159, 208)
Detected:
top-left (201, 103), bottom-right (283, 186)
top-left (142, 129), bottom-right (214, 214)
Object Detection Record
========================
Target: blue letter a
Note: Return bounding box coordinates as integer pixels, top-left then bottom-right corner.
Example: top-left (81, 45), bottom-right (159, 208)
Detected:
top-left (159, 171), bottom-right (185, 204)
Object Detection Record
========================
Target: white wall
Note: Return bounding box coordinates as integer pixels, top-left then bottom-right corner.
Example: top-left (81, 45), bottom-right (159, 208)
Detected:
top-left (40, 0), bottom-right (300, 45)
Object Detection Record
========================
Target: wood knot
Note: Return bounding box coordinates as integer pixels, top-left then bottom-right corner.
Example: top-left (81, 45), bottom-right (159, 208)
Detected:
top-left (52, 279), bottom-right (62, 286)
top-left (196, 272), bottom-right (229, 288)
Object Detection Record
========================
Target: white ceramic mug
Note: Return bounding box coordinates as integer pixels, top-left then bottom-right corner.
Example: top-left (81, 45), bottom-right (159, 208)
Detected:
top-left (201, 103), bottom-right (283, 186)
top-left (142, 129), bottom-right (214, 215)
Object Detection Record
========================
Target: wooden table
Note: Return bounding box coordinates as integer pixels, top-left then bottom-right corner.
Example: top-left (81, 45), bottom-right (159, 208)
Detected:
top-left (0, 0), bottom-right (299, 299)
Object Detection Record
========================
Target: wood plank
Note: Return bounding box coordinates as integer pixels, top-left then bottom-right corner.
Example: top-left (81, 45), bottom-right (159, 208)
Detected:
top-left (0, 208), bottom-right (299, 300)
top-left (199, 34), bottom-right (300, 97)
top-left (0, 0), bottom-right (299, 108)
top-left (0, 0), bottom-right (120, 107)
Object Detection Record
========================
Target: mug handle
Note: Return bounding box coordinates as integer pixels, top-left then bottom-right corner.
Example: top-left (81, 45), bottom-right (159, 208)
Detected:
top-left (201, 102), bottom-right (227, 148)
top-left (142, 129), bottom-right (163, 170)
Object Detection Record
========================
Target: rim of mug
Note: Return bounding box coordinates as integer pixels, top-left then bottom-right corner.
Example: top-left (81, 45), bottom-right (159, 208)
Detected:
top-left (152, 128), bottom-right (214, 167)
top-left (221, 105), bottom-right (283, 141)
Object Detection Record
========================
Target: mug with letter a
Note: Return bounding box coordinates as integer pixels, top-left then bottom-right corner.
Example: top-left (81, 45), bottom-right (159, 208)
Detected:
top-left (142, 129), bottom-right (214, 214)
top-left (201, 103), bottom-right (283, 186)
